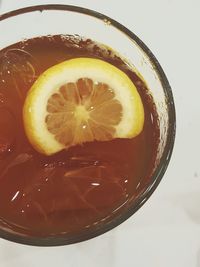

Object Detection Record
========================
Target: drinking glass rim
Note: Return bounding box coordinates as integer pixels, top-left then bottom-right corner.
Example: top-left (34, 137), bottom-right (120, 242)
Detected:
top-left (0, 4), bottom-right (176, 246)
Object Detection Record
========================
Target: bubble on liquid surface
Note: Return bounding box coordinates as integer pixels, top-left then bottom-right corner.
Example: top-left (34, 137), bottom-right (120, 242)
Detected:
top-left (0, 107), bottom-right (16, 158)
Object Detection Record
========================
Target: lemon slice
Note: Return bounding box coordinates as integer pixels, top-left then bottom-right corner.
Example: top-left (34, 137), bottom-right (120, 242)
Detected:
top-left (23, 58), bottom-right (144, 155)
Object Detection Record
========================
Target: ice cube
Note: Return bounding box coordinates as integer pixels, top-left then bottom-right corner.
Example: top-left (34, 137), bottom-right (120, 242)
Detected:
top-left (0, 48), bottom-right (37, 99)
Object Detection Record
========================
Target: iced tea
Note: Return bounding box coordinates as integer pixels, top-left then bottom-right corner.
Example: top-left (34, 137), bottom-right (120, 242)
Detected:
top-left (0, 35), bottom-right (159, 237)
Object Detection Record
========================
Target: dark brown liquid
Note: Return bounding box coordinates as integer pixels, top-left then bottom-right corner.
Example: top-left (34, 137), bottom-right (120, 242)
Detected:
top-left (0, 35), bottom-right (159, 237)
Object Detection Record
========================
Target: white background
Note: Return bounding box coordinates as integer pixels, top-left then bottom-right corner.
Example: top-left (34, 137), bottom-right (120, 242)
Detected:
top-left (0, 0), bottom-right (200, 266)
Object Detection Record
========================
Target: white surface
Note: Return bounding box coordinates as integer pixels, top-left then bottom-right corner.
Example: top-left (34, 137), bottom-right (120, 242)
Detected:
top-left (0, 0), bottom-right (200, 266)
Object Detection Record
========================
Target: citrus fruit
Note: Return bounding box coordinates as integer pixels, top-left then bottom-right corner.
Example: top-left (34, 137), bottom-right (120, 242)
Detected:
top-left (23, 58), bottom-right (144, 155)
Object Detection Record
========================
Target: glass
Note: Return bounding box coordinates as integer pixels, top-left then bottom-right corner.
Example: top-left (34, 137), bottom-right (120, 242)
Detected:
top-left (0, 5), bottom-right (176, 246)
